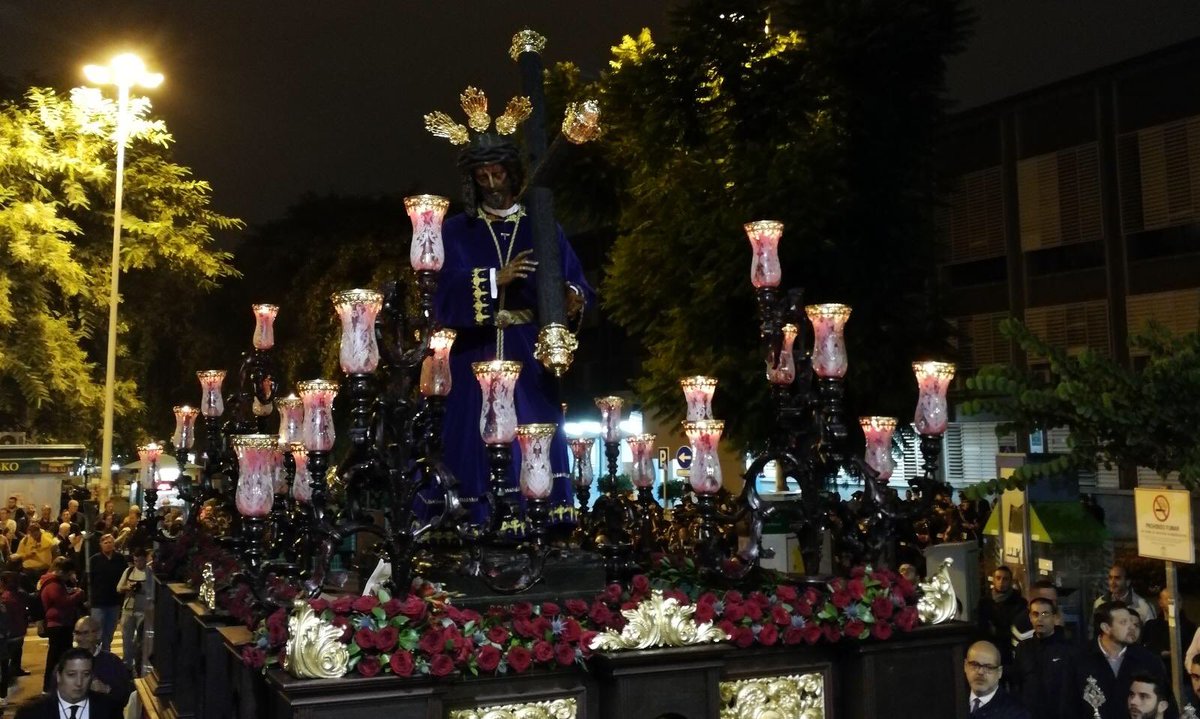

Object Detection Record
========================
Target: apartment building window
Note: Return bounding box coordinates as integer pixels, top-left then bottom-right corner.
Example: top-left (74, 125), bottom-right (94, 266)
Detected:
top-left (1125, 288), bottom-right (1200, 344)
top-left (953, 312), bottom-right (1011, 372)
top-left (1017, 143), bottom-right (1103, 252)
top-left (1024, 300), bottom-right (1110, 359)
top-left (936, 166), bottom-right (1006, 264)
top-left (1118, 115), bottom-right (1200, 235)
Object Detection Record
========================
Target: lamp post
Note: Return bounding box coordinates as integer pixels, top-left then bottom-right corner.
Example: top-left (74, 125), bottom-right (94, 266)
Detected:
top-left (83, 53), bottom-right (163, 501)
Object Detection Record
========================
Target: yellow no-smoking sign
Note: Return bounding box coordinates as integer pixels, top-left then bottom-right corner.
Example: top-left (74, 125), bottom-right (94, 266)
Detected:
top-left (1135, 488), bottom-right (1195, 564)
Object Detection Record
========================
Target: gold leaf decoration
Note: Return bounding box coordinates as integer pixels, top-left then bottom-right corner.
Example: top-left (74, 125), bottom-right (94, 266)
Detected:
top-left (589, 589), bottom-right (729, 652)
top-left (562, 100), bottom-right (602, 144)
top-left (509, 29), bottom-right (548, 62)
top-left (283, 599), bottom-right (350, 679)
top-left (719, 673), bottom-right (825, 719)
top-left (450, 698), bottom-right (576, 719)
top-left (424, 111), bottom-right (470, 146)
top-left (534, 322), bottom-right (578, 377)
top-left (460, 86), bottom-right (491, 133)
top-left (199, 562), bottom-right (217, 611)
top-left (495, 96), bottom-right (533, 135)
top-left (916, 557), bottom-right (958, 625)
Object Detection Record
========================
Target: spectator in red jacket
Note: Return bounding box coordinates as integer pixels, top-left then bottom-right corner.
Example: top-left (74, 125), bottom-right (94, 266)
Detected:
top-left (0, 572), bottom-right (26, 701)
top-left (38, 557), bottom-right (84, 692)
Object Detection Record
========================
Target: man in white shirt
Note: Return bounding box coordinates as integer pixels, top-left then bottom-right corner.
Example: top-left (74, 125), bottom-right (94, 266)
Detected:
top-left (963, 640), bottom-right (1031, 718)
top-left (13, 646), bottom-right (118, 719)
top-left (1093, 564), bottom-right (1157, 628)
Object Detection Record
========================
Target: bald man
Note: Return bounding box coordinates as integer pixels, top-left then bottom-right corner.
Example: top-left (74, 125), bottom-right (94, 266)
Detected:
top-left (964, 640), bottom-right (1031, 718)
top-left (46, 616), bottom-right (134, 711)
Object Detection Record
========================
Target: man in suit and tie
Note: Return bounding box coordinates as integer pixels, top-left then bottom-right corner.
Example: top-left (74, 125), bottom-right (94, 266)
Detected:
top-left (964, 640), bottom-right (1032, 718)
top-left (1077, 601), bottom-right (1172, 719)
top-left (13, 647), bottom-right (120, 719)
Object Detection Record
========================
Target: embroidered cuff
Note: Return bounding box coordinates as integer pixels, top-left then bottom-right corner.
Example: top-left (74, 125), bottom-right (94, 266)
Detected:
top-left (471, 268), bottom-right (493, 326)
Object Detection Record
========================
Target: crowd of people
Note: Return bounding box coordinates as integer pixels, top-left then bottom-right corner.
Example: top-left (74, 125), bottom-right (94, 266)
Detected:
top-left (0, 494), bottom-right (155, 716)
top-left (969, 562), bottom-right (1200, 718)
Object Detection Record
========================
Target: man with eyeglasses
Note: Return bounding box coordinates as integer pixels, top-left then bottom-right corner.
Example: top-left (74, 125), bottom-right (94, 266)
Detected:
top-left (1077, 601), bottom-right (1171, 719)
top-left (1010, 597), bottom-right (1078, 719)
top-left (963, 640), bottom-right (1031, 718)
top-left (44, 617), bottom-right (132, 713)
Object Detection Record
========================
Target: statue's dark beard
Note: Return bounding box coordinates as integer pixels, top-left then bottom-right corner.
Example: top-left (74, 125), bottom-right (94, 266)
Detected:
top-left (482, 188), bottom-right (511, 209)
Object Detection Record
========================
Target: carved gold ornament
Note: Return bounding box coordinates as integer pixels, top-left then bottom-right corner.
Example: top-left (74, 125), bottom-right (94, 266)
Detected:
top-left (719, 673), bottom-right (825, 719)
top-left (562, 100), bottom-right (602, 144)
top-left (509, 29), bottom-right (548, 62)
top-left (425, 88), bottom-right (531, 145)
top-left (495, 96), bottom-right (533, 135)
top-left (450, 697), bottom-right (576, 719)
top-left (461, 86), bottom-right (491, 133)
top-left (1083, 676), bottom-right (1106, 718)
top-left (916, 557), bottom-right (958, 625)
top-left (589, 589), bottom-right (729, 651)
top-left (534, 323), bottom-right (579, 378)
top-left (283, 599), bottom-right (350, 679)
top-left (199, 562), bottom-right (217, 611)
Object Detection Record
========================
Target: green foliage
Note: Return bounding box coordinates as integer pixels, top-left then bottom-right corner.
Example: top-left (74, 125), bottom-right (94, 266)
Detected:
top-left (962, 318), bottom-right (1200, 496)
top-left (0, 87), bottom-right (240, 449)
top-left (548, 0), bottom-right (971, 448)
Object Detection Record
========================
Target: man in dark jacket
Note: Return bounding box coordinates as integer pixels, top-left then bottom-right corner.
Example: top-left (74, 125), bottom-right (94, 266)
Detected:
top-left (14, 647), bottom-right (121, 719)
top-left (1077, 601), bottom-right (1171, 719)
top-left (978, 565), bottom-right (1027, 666)
top-left (87, 534), bottom-right (127, 653)
top-left (964, 640), bottom-right (1032, 718)
top-left (1010, 597), bottom-right (1078, 719)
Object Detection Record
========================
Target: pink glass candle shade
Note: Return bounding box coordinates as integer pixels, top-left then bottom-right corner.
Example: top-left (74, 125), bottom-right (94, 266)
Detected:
top-left (331, 289), bottom-right (383, 374)
top-left (420, 329), bottom-right (456, 397)
top-left (252, 304), bottom-right (279, 350)
top-left (473, 361), bottom-right (522, 444)
top-left (272, 447), bottom-right (289, 495)
top-left (766, 324), bottom-right (798, 385)
top-left (745, 220), bottom-right (784, 288)
top-left (913, 361), bottom-right (956, 436)
top-left (594, 395), bottom-right (624, 443)
top-left (137, 442), bottom-right (162, 491)
top-left (171, 405), bottom-right (198, 450)
top-left (683, 420), bottom-right (724, 494)
top-left (275, 394), bottom-right (304, 447)
top-left (297, 379), bottom-right (339, 451)
top-left (232, 434), bottom-right (277, 518)
top-left (516, 423), bottom-right (557, 499)
top-left (679, 376), bottom-right (717, 421)
top-left (568, 437), bottom-right (596, 488)
top-left (405, 194), bottom-right (451, 272)
top-left (626, 433), bottom-right (657, 489)
top-left (290, 443), bottom-right (312, 504)
top-left (197, 370), bottom-right (226, 417)
top-left (806, 303), bottom-right (852, 379)
top-left (859, 416), bottom-right (898, 481)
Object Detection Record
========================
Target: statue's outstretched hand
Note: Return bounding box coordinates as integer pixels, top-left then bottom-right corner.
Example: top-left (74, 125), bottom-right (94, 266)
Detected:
top-left (497, 250), bottom-right (536, 287)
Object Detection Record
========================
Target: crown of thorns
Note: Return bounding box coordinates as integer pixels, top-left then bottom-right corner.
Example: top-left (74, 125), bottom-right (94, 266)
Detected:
top-left (423, 86), bottom-right (532, 145)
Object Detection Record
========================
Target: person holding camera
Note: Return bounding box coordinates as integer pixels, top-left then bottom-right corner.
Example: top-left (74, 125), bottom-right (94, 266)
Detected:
top-left (38, 557), bottom-right (84, 692)
top-left (116, 548), bottom-right (152, 673)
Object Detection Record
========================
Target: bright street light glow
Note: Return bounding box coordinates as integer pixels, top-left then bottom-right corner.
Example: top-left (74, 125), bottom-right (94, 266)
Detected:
top-left (83, 53), bottom-right (163, 90)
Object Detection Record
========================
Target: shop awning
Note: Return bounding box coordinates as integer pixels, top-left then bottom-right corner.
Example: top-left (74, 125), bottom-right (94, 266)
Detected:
top-left (982, 501), bottom-right (1107, 544)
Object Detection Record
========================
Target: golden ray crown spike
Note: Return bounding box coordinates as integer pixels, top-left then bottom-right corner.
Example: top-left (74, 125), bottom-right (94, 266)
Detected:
top-left (423, 111), bottom-right (469, 145)
top-left (460, 86), bottom-right (491, 133)
top-left (495, 96), bottom-right (532, 135)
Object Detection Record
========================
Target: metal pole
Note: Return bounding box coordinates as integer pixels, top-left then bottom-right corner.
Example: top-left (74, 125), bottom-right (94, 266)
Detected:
top-left (1167, 559), bottom-right (1183, 707)
top-left (99, 83), bottom-right (130, 504)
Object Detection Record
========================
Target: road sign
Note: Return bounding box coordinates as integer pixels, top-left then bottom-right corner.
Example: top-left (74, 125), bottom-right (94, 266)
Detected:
top-left (676, 446), bottom-right (693, 470)
top-left (658, 448), bottom-right (669, 467)
top-left (1135, 487), bottom-right (1194, 563)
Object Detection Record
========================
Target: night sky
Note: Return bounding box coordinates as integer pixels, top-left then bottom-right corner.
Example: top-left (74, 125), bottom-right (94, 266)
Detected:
top-left (3, 1), bottom-right (1200, 226)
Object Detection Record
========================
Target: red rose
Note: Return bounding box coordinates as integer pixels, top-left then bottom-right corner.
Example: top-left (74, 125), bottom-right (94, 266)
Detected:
top-left (783, 627), bottom-right (804, 645)
top-left (733, 627), bottom-right (755, 648)
top-left (621, 601), bottom-right (639, 611)
top-left (872, 621), bottom-right (893, 640)
top-left (486, 625), bottom-right (510, 646)
top-left (771, 605), bottom-right (791, 626)
top-left (631, 575), bottom-right (651, 595)
top-left (354, 628), bottom-right (376, 650)
top-left (381, 598), bottom-right (404, 618)
top-left (803, 588), bottom-right (820, 605)
top-left (872, 570), bottom-right (893, 590)
top-left (697, 592), bottom-right (718, 607)
top-left (775, 585), bottom-right (798, 603)
top-left (476, 644), bottom-right (502, 672)
top-left (555, 642), bottom-right (576, 666)
top-left (241, 646), bottom-right (266, 668)
top-left (694, 603), bottom-right (715, 623)
top-left (831, 590), bottom-right (852, 609)
top-left (506, 645), bottom-right (532, 673)
top-left (459, 608), bottom-right (482, 626)
top-left (418, 628), bottom-right (445, 655)
top-left (579, 631), bottom-right (598, 657)
top-left (541, 602), bottom-right (561, 617)
top-left (444, 605), bottom-right (466, 625)
top-left (513, 618), bottom-right (537, 639)
top-left (850, 565), bottom-right (867, 578)
top-left (603, 583), bottom-right (623, 603)
top-left (794, 600), bottom-right (813, 618)
top-left (429, 653), bottom-right (455, 677)
top-left (724, 590), bottom-right (744, 604)
top-left (748, 591), bottom-right (770, 608)
top-left (844, 619), bottom-right (867, 639)
top-left (353, 595), bottom-right (380, 613)
top-left (758, 623), bottom-right (779, 646)
top-left (717, 619), bottom-right (736, 637)
top-left (871, 596), bottom-right (895, 620)
top-left (309, 598), bottom-right (330, 613)
top-left (532, 617), bottom-right (552, 639)
top-left (848, 578), bottom-right (867, 601)
top-left (454, 636), bottom-right (475, 664)
top-left (356, 655), bottom-right (381, 677)
top-left (801, 624), bottom-right (822, 644)
top-left (398, 596), bottom-right (427, 622)
top-left (331, 596), bottom-right (355, 614)
top-left (822, 624), bottom-right (842, 643)
top-left (389, 650), bottom-right (414, 676)
top-left (895, 606), bottom-right (918, 632)
top-left (588, 602), bottom-right (612, 626)
top-left (744, 602), bottom-right (763, 622)
top-left (723, 603), bottom-right (746, 623)
top-left (330, 616), bottom-right (353, 642)
top-left (565, 599), bottom-right (589, 617)
top-left (560, 618), bottom-right (582, 643)
top-left (532, 640), bottom-right (555, 663)
top-left (829, 578), bottom-right (846, 592)
top-left (511, 602), bottom-right (534, 619)
top-left (375, 626), bottom-right (399, 653)
top-left (665, 589), bottom-right (690, 604)
top-left (267, 620), bottom-right (287, 647)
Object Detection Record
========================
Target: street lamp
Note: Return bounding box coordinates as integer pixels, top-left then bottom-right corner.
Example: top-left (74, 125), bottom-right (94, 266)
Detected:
top-left (83, 53), bottom-right (163, 501)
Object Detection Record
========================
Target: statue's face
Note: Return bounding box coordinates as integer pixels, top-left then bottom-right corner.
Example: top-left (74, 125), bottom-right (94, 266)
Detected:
top-left (473, 163), bottom-right (514, 210)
